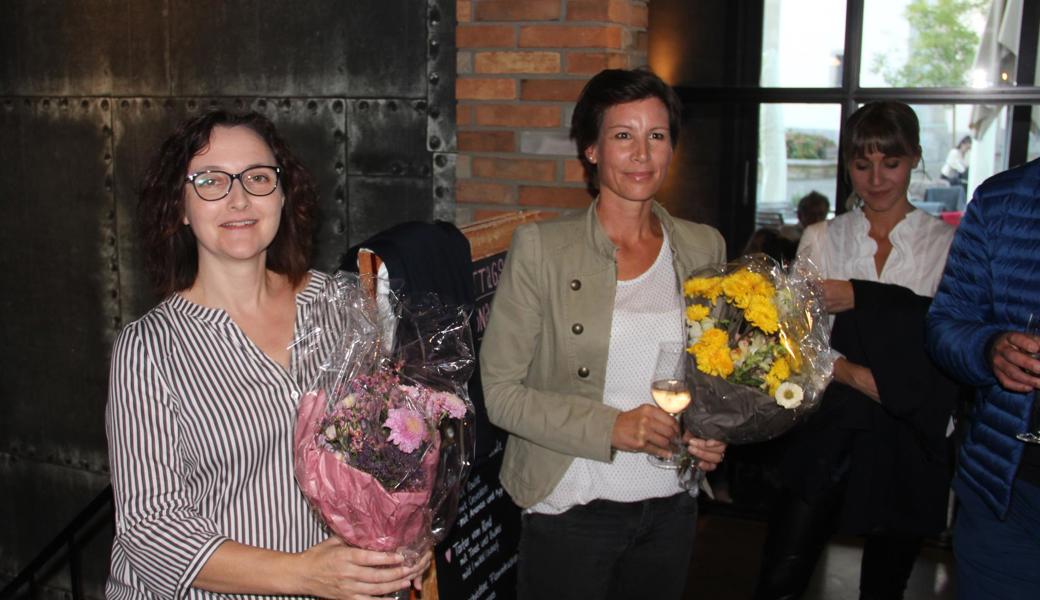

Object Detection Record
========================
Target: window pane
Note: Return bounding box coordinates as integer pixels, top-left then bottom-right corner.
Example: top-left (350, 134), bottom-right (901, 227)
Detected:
top-left (756, 104), bottom-right (842, 228)
top-left (1029, 107), bottom-right (1040, 162)
top-left (905, 103), bottom-right (994, 215)
top-left (760, 0), bottom-right (846, 87)
top-left (862, 0), bottom-right (994, 88)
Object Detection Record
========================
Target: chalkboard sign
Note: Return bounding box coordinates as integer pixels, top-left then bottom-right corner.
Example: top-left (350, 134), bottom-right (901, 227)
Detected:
top-left (434, 250), bottom-right (520, 600)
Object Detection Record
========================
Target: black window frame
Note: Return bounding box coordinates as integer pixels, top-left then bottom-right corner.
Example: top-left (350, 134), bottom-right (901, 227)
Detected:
top-left (672, 0), bottom-right (1040, 242)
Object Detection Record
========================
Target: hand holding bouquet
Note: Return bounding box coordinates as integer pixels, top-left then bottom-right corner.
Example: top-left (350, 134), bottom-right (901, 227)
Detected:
top-left (293, 272), bottom-right (475, 560)
top-left (681, 254), bottom-right (834, 444)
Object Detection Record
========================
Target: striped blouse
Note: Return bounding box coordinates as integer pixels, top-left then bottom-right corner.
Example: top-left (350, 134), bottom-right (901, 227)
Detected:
top-left (105, 270), bottom-right (341, 600)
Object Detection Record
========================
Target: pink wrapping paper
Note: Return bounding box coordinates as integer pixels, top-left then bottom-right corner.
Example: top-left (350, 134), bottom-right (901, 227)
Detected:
top-left (294, 390), bottom-right (440, 552)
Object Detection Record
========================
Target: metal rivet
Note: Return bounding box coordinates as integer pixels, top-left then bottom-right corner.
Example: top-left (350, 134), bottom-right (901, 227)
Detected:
top-left (570, 279), bottom-right (582, 291)
top-left (429, 136), bottom-right (441, 149)
top-left (359, 100), bottom-right (369, 111)
top-left (100, 99), bottom-right (110, 111)
top-left (388, 101), bottom-right (398, 111)
top-left (435, 155), bottom-right (448, 168)
top-left (333, 100), bottom-right (344, 113)
top-left (571, 323), bottom-right (584, 335)
top-left (577, 367), bottom-right (590, 378)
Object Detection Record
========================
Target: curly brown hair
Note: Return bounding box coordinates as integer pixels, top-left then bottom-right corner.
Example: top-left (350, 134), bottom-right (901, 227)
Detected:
top-left (138, 111), bottom-right (318, 296)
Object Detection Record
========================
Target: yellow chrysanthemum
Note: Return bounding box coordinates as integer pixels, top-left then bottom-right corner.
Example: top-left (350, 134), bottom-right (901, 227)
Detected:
top-left (686, 304), bottom-right (710, 322)
top-left (745, 295), bottom-right (779, 334)
top-left (720, 270), bottom-right (756, 308)
top-left (763, 357), bottom-right (791, 395)
top-left (684, 276), bottom-right (723, 302)
top-left (691, 327), bottom-right (734, 377)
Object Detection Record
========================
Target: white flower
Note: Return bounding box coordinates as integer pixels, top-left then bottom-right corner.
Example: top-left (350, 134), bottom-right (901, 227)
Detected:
top-left (774, 382), bottom-right (804, 409)
top-left (688, 321), bottom-right (704, 343)
top-left (323, 424), bottom-right (338, 440)
top-left (339, 393), bottom-right (356, 409)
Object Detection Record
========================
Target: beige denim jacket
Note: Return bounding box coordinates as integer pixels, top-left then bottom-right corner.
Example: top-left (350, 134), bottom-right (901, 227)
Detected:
top-left (480, 201), bottom-right (726, 508)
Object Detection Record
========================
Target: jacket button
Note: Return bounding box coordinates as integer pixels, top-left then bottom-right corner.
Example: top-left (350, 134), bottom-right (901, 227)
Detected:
top-left (571, 323), bottom-right (584, 335)
top-left (577, 367), bottom-right (590, 378)
top-left (569, 279), bottom-right (582, 291)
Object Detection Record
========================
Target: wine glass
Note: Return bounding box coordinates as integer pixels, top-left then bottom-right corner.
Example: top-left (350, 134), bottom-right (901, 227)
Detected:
top-left (1016, 313), bottom-right (1040, 444)
top-left (648, 341), bottom-right (692, 469)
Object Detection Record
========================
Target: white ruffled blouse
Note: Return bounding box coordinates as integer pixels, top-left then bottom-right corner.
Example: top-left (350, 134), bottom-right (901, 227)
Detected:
top-left (796, 207), bottom-right (956, 298)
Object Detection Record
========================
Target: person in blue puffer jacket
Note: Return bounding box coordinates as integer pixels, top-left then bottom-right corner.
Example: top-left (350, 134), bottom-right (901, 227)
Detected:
top-left (926, 158), bottom-right (1040, 599)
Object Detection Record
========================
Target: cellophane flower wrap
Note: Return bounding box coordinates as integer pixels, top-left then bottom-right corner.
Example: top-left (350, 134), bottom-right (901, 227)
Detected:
top-left (680, 254), bottom-right (834, 444)
top-left (293, 272), bottom-right (475, 559)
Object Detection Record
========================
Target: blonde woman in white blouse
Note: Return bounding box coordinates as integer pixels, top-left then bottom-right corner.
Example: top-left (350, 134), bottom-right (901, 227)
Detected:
top-left (754, 102), bottom-right (958, 600)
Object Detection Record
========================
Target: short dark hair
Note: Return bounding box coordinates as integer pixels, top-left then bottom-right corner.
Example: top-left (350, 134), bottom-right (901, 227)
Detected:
top-left (797, 190), bottom-right (829, 214)
top-left (841, 101), bottom-right (921, 165)
top-left (138, 111), bottom-right (318, 297)
top-left (570, 68), bottom-right (682, 197)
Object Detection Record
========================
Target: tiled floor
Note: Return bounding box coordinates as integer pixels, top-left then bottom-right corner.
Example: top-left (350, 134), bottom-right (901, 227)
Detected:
top-left (683, 511), bottom-right (957, 599)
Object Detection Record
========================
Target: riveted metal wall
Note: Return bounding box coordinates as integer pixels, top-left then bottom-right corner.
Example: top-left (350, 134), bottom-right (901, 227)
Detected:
top-left (0, 1), bottom-right (455, 597)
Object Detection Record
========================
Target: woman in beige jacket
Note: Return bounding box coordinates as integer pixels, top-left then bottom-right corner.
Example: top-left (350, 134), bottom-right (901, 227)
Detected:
top-left (480, 68), bottom-right (727, 600)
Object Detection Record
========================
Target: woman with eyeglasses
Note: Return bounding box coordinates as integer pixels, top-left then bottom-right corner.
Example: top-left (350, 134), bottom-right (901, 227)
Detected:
top-left (105, 111), bottom-right (429, 600)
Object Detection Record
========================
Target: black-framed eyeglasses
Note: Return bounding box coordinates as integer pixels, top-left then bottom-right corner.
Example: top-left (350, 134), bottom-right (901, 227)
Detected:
top-left (185, 165), bottom-right (282, 201)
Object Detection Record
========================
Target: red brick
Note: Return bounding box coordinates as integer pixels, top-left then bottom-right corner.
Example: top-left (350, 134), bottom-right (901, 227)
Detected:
top-left (458, 130), bottom-right (516, 152)
top-left (520, 185), bottom-right (593, 208)
top-left (475, 51), bottom-right (561, 74)
top-left (458, 0), bottom-right (472, 23)
top-left (566, 51), bottom-right (629, 74)
top-left (472, 157), bottom-right (557, 181)
top-left (457, 104), bottom-right (474, 126)
top-left (520, 78), bottom-right (587, 101)
top-left (475, 0), bottom-right (562, 21)
top-left (627, 2), bottom-right (648, 28)
top-left (564, 158), bottom-right (586, 183)
top-left (633, 30), bottom-right (647, 52)
top-left (457, 78), bottom-right (517, 100)
top-left (474, 104), bottom-right (561, 128)
top-left (457, 180), bottom-right (515, 204)
top-left (566, 0), bottom-right (630, 23)
top-left (457, 24), bottom-right (516, 48)
top-left (520, 25), bottom-right (623, 49)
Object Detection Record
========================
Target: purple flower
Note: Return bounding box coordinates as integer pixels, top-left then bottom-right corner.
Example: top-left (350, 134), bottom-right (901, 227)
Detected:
top-left (384, 407), bottom-right (428, 453)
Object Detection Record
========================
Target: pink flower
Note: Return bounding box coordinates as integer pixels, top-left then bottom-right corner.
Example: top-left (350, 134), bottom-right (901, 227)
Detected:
top-left (431, 392), bottom-right (467, 420)
top-left (385, 408), bottom-right (428, 453)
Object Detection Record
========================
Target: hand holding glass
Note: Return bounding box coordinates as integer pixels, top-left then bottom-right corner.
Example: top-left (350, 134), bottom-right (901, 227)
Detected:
top-left (648, 342), bottom-right (692, 468)
top-left (1016, 314), bottom-right (1040, 444)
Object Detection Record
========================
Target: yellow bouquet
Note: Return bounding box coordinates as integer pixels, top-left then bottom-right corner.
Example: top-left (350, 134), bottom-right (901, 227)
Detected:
top-left (681, 254), bottom-right (834, 444)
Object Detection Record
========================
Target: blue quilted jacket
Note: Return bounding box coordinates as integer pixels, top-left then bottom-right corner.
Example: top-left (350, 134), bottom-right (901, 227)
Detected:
top-left (926, 158), bottom-right (1040, 518)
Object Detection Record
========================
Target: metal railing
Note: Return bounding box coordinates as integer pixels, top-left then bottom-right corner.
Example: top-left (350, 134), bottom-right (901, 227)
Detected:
top-left (1, 485), bottom-right (113, 600)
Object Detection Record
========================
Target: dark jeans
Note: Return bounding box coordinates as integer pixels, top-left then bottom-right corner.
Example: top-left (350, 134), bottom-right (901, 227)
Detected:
top-left (953, 476), bottom-right (1040, 599)
top-left (517, 492), bottom-right (698, 600)
top-left (754, 485), bottom-right (922, 600)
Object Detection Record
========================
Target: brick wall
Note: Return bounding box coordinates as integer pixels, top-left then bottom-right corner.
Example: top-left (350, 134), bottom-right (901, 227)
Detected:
top-left (455, 0), bottom-right (650, 223)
